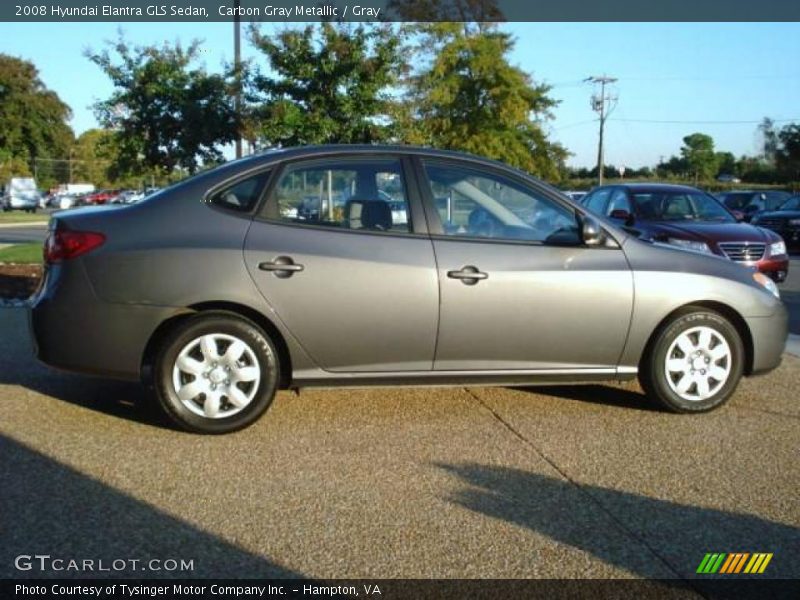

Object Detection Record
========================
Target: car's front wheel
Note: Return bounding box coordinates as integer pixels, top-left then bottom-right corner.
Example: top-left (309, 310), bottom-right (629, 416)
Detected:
top-left (154, 313), bottom-right (279, 433)
top-left (640, 308), bottom-right (744, 412)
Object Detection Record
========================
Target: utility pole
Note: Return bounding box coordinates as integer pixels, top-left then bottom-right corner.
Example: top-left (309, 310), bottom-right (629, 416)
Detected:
top-left (585, 75), bottom-right (618, 185)
top-left (233, 0), bottom-right (242, 159)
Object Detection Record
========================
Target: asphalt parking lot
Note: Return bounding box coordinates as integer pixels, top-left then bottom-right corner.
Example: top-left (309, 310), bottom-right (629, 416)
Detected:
top-left (0, 307), bottom-right (798, 586)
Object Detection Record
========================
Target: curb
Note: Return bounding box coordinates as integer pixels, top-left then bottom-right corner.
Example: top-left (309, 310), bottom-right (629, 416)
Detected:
top-left (0, 221), bottom-right (48, 229)
top-left (786, 334), bottom-right (800, 358)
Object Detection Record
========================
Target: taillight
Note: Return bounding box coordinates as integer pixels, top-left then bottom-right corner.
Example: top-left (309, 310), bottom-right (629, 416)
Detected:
top-left (44, 230), bottom-right (106, 263)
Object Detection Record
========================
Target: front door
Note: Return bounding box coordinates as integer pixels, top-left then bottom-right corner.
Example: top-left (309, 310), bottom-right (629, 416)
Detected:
top-left (417, 158), bottom-right (634, 371)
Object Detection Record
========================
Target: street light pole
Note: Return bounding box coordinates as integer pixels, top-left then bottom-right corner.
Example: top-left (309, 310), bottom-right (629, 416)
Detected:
top-left (585, 75), bottom-right (618, 186)
top-left (233, 0), bottom-right (242, 159)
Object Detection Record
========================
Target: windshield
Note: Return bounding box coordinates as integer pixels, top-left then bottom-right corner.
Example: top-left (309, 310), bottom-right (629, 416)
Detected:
top-left (631, 191), bottom-right (735, 222)
top-left (779, 196), bottom-right (800, 211)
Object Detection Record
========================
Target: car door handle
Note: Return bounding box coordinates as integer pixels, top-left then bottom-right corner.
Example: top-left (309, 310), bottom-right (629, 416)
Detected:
top-left (259, 257), bottom-right (304, 278)
top-left (447, 266), bottom-right (488, 285)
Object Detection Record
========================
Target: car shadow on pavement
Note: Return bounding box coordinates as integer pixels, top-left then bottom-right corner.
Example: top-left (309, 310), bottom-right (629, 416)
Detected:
top-left (515, 384), bottom-right (662, 412)
top-left (0, 307), bottom-right (174, 429)
top-left (437, 463), bottom-right (800, 583)
top-left (0, 434), bottom-right (306, 578)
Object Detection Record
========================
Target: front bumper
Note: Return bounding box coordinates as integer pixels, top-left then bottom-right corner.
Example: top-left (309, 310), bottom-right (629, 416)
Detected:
top-left (754, 256), bottom-right (790, 283)
top-left (745, 303), bottom-right (789, 375)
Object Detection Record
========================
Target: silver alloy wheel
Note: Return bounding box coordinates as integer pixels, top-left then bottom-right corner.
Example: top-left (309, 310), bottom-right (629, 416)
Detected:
top-left (664, 326), bottom-right (732, 401)
top-left (171, 333), bottom-right (261, 419)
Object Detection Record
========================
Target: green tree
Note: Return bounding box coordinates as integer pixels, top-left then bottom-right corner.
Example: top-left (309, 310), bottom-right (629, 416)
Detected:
top-left (680, 133), bottom-right (717, 183)
top-left (0, 54), bottom-right (74, 177)
top-left (86, 37), bottom-right (238, 175)
top-left (776, 123), bottom-right (800, 181)
top-left (248, 23), bottom-right (405, 147)
top-left (402, 23), bottom-right (567, 180)
top-left (758, 117), bottom-right (779, 164)
top-left (714, 151), bottom-right (737, 177)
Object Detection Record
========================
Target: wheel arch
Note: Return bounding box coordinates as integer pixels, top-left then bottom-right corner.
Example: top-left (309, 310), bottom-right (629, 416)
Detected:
top-left (141, 302), bottom-right (293, 389)
top-left (639, 300), bottom-right (754, 376)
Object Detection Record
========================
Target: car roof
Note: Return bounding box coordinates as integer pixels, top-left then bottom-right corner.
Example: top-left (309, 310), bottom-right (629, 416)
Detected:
top-left (229, 144), bottom-right (549, 174)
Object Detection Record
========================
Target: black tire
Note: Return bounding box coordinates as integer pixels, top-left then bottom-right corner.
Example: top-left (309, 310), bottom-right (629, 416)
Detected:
top-left (153, 312), bottom-right (280, 434)
top-left (639, 308), bottom-right (744, 413)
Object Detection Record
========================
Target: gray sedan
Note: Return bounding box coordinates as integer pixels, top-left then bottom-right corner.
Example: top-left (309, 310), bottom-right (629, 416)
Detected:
top-left (29, 146), bottom-right (788, 433)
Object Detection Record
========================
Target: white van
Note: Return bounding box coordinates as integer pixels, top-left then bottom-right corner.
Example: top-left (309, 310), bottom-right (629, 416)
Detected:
top-left (1, 177), bottom-right (42, 212)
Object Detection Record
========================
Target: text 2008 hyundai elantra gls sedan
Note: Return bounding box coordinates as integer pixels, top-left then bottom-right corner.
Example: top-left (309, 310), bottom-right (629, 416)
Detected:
top-left (29, 146), bottom-right (788, 433)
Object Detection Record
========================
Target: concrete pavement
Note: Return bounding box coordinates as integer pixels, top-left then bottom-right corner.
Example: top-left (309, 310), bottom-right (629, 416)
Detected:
top-left (0, 307), bottom-right (797, 583)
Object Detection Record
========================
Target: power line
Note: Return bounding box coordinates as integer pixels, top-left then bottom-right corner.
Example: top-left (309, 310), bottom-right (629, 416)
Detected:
top-left (609, 117), bottom-right (800, 125)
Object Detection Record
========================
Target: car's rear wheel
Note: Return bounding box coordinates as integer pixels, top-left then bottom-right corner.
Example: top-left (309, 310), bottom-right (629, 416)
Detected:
top-left (640, 308), bottom-right (744, 413)
top-left (154, 313), bottom-right (279, 433)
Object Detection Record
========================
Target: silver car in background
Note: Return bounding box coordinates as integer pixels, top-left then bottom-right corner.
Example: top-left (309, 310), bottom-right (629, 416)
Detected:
top-left (29, 146), bottom-right (787, 434)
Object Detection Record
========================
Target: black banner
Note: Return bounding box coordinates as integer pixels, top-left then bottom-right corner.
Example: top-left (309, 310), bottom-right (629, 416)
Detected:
top-left (2, 0), bottom-right (800, 23)
top-left (3, 579), bottom-right (800, 600)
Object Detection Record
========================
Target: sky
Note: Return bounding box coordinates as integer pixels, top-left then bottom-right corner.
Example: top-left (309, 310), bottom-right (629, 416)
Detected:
top-left (1, 21), bottom-right (799, 169)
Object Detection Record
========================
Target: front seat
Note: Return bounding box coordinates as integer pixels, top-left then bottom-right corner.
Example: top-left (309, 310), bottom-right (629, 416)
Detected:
top-left (344, 199), bottom-right (393, 231)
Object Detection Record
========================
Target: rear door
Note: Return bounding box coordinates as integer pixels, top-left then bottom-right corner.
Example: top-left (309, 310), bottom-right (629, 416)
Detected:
top-left (243, 154), bottom-right (439, 372)
top-left (416, 158), bottom-right (634, 371)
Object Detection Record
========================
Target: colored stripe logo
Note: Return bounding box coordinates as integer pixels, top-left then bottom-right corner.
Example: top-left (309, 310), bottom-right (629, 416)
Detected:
top-left (697, 553), bottom-right (773, 574)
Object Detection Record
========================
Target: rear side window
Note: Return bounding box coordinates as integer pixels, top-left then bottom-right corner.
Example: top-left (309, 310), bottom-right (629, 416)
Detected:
top-left (207, 171), bottom-right (271, 213)
top-left (271, 158), bottom-right (411, 233)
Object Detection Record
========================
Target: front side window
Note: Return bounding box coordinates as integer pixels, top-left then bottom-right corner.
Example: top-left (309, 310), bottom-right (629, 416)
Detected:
top-left (271, 158), bottom-right (410, 233)
top-left (422, 161), bottom-right (578, 243)
top-left (207, 170), bottom-right (271, 212)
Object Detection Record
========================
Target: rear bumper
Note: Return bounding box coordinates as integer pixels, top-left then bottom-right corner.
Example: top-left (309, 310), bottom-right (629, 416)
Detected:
top-left (745, 304), bottom-right (789, 376)
top-left (28, 262), bottom-right (176, 380)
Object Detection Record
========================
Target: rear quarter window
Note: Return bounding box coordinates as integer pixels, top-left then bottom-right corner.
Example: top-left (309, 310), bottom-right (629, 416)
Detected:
top-left (207, 171), bottom-right (271, 213)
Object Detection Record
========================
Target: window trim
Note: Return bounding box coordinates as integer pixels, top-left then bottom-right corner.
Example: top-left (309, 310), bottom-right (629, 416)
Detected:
top-left (255, 153), bottom-right (429, 238)
top-left (411, 155), bottom-right (584, 247)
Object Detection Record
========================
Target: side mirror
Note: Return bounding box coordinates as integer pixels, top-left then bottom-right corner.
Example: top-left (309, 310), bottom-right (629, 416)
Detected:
top-left (581, 214), bottom-right (616, 247)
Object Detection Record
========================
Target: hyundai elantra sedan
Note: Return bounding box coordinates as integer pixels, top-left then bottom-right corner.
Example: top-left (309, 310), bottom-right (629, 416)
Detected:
top-left (29, 146), bottom-right (788, 433)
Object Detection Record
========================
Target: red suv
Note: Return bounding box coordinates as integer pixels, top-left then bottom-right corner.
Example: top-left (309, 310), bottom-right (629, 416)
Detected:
top-left (581, 183), bottom-right (789, 282)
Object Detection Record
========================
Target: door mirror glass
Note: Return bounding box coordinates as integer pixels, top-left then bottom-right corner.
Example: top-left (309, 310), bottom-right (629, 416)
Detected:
top-left (581, 214), bottom-right (617, 247)
top-left (609, 208), bottom-right (631, 221)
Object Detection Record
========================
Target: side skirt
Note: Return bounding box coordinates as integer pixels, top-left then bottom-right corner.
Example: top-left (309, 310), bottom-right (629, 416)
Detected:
top-left (290, 366), bottom-right (638, 390)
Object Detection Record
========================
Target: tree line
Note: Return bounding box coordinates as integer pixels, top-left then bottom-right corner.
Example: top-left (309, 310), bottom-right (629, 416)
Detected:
top-left (2, 22), bottom-right (799, 190)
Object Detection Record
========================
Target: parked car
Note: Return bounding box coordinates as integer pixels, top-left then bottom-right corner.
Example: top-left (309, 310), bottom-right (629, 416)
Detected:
top-left (84, 189), bottom-right (119, 205)
top-left (751, 195), bottom-right (800, 251)
top-left (1, 177), bottom-right (42, 212)
top-left (580, 183), bottom-right (789, 282)
top-left (716, 174), bottom-right (741, 184)
top-left (717, 190), bottom-right (791, 222)
top-left (29, 146), bottom-right (787, 434)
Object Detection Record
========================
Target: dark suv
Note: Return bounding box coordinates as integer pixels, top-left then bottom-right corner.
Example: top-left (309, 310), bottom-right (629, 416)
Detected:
top-left (580, 183), bottom-right (789, 282)
top-left (751, 194), bottom-right (800, 251)
top-left (717, 190), bottom-right (791, 222)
